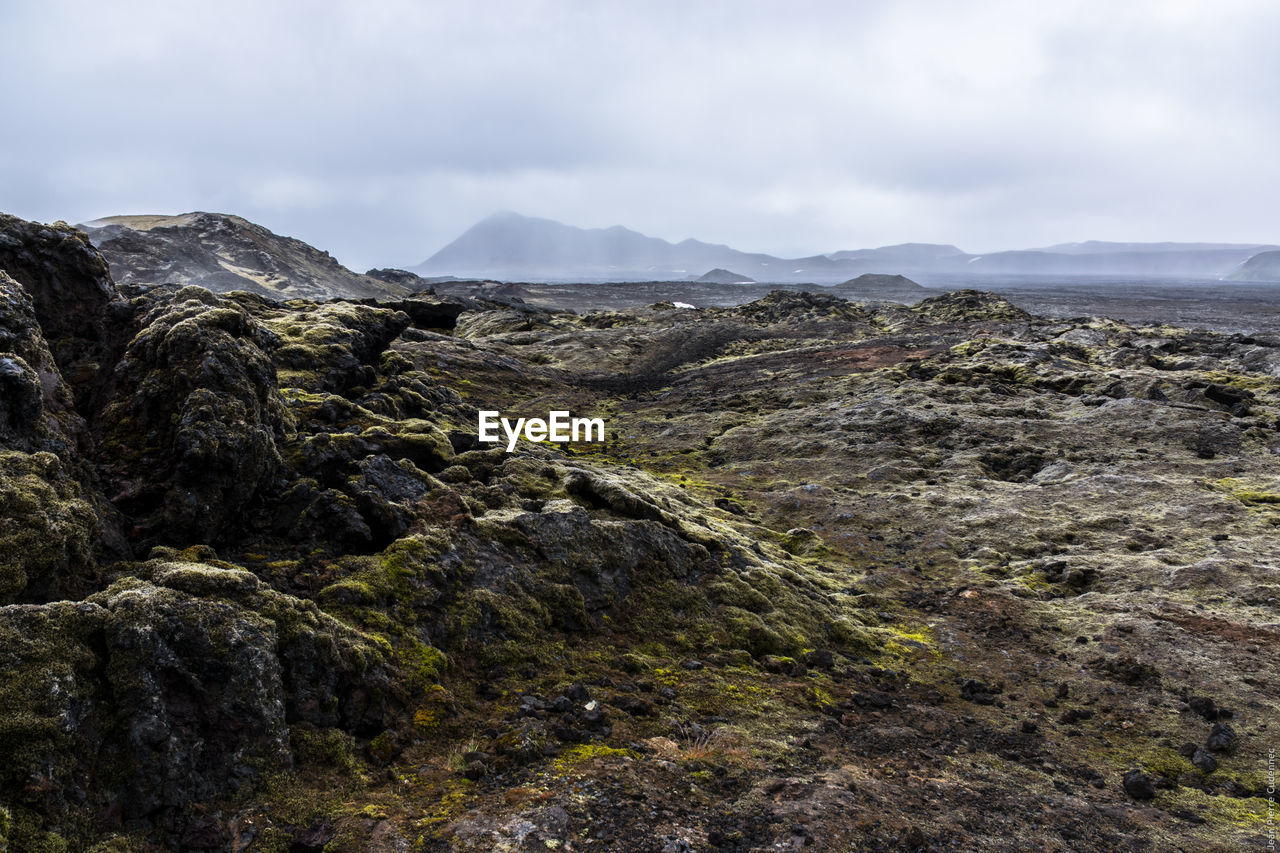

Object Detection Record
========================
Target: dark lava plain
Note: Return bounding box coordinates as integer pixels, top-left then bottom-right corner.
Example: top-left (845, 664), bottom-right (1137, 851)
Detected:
top-left (435, 274), bottom-right (1280, 338)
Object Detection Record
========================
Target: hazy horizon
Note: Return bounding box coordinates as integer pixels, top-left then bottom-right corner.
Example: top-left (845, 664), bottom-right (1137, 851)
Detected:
top-left (3, 1), bottom-right (1278, 270)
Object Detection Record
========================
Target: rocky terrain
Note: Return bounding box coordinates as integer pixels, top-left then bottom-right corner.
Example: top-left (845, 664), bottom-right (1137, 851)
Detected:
top-left (426, 274), bottom-right (933, 316)
top-left (0, 212), bottom-right (1277, 851)
top-left (81, 214), bottom-right (408, 301)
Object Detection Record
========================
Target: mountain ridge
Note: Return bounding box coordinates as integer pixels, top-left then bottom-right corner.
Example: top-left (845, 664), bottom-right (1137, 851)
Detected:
top-left (81, 212), bottom-right (408, 300)
top-left (417, 212), bottom-right (1279, 283)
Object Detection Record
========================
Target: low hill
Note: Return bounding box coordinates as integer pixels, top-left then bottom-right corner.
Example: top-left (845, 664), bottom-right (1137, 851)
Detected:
top-left (696, 268), bottom-right (755, 284)
top-left (831, 272), bottom-right (929, 301)
top-left (1224, 249), bottom-right (1280, 282)
top-left (81, 212), bottom-right (407, 300)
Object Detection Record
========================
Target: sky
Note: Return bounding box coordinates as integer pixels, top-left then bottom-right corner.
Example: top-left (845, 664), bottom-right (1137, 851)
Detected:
top-left (2, 0), bottom-right (1278, 270)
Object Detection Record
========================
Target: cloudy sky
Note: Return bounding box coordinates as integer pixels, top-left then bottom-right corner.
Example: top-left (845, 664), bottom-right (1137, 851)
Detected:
top-left (2, 0), bottom-right (1278, 269)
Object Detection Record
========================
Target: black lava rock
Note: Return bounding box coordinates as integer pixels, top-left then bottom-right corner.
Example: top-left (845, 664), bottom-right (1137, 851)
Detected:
top-left (1122, 769), bottom-right (1156, 800)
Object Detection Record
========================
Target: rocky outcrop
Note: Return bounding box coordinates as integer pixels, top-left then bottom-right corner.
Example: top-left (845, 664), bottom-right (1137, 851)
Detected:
top-left (0, 450), bottom-right (98, 604)
top-left (366, 267), bottom-right (438, 292)
top-left (267, 300), bottom-right (412, 394)
top-left (0, 558), bottom-right (396, 843)
top-left (0, 270), bottom-right (120, 603)
top-left (0, 271), bottom-right (86, 456)
top-left (913, 288), bottom-right (1032, 323)
top-left (97, 286), bottom-right (289, 546)
top-left (381, 295), bottom-right (467, 331)
top-left (0, 215), bottom-right (124, 412)
top-left (82, 212), bottom-right (409, 300)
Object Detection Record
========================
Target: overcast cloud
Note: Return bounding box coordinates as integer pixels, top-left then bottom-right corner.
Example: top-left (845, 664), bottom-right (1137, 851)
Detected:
top-left (2, 0), bottom-right (1278, 269)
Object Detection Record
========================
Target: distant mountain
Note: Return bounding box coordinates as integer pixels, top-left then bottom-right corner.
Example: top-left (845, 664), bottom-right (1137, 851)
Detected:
top-left (697, 268), bottom-right (755, 284)
top-left (81, 213), bottom-right (408, 300)
top-left (415, 212), bottom-right (1278, 283)
top-left (961, 247), bottom-right (1277, 277)
top-left (415, 212), bottom-right (782, 281)
top-left (1224, 250), bottom-right (1280, 282)
top-left (829, 243), bottom-right (965, 263)
top-left (1032, 240), bottom-right (1275, 255)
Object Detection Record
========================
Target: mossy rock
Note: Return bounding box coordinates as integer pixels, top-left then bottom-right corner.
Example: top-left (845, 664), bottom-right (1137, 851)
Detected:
top-left (0, 559), bottom-right (401, 842)
top-left (0, 451), bottom-right (98, 603)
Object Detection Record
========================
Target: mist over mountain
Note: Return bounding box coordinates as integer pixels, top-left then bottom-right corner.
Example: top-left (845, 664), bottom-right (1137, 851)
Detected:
top-left (828, 243), bottom-right (967, 264)
top-left (414, 212), bottom-right (782, 281)
top-left (417, 212), bottom-right (1278, 283)
top-left (1224, 249), bottom-right (1280, 282)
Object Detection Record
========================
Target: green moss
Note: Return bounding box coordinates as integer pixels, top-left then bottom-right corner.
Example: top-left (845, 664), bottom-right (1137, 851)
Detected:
top-left (808, 685), bottom-right (836, 710)
top-left (827, 616), bottom-right (878, 653)
top-left (247, 769), bottom-right (354, 852)
top-left (1196, 369), bottom-right (1278, 393)
top-left (1110, 744), bottom-right (1192, 779)
top-left (880, 623), bottom-right (942, 663)
top-left (706, 576), bottom-right (771, 613)
top-left (398, 640), bottom-right (450, 689)
top-left (410, 778), bottom-right (474, 841)
top-left (1015, 573), bottom-right (1054, 592)
top-left (412, 684), bottom-right (454, 733)
top-left (450, 586), bottom-right (548, 646)
top-left (0, 602), bottom-right (103, 805)
top-left (1217, 478), bottom-right (1280, 506)
top-left (290, 724), bottom-right (364, 776)
top-left (653, 667), bottom-right (682, 687)
top-left (1155, 787), bottom-right (1269, 829)
top-left (0, 451), bottom-right (98, 602)
top-left (535, 582), bottom-right (591, 631)
top-left (2, 806), bottom-right (68, 852)
top-left (381, 534), bottom-right (448, 584)
top-left (318, 556), bottom-right (396, 610)
top-left (550, 743), bottom-right (639, 775)
top-left (720, 606), bottom-right (792, 656)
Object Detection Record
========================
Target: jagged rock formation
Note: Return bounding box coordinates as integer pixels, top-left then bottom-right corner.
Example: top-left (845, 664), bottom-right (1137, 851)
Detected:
top-left (97, 286), bottom-right (290, 545)
top-left (81, 213), bottom-right (409, 300)
top-left (0, 559), bottom-right (398, 840)
top-left (0, 211), bottom-right (1276, 850)
top-left (365, 267), bottom-right (439, 292)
